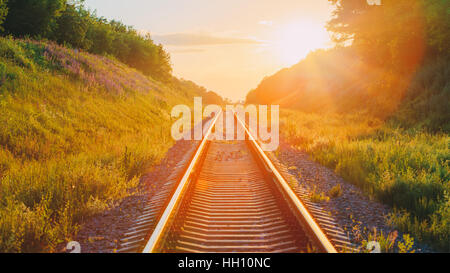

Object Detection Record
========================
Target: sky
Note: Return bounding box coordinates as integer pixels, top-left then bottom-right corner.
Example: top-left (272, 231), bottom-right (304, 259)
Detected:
top-left (84, 0), bottom-right (335, 101)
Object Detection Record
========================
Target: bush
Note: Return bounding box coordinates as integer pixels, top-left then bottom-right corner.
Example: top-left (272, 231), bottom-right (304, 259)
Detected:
top-left (0, 0), bottom-right (7, 30)
top-left (328, 184), bottom-right (342, 198)
top-left (1, 1), bottom-right (172, 81)
top-left (309, 187), bottom-right (330, 203)
top-left (3, 0), bottom-right (66, 37)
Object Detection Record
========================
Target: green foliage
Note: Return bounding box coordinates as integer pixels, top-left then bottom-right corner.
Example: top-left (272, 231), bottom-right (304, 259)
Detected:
top-left (248, 0), bottom-right (449, 133)
top-left (328, 0), bottom-right (426, 71)
top-left (68, 6), bottom-right (173, 81)
top-left (280, 110), bottom-right (449, 251)
top-left (53, 3), bottom-right (90, 49)
top-left (327, 0), bottom-right (450, 67)
top-left (245, 0), bottom-right (450, 252)
top-left (1, 0), bottom-right (173, 81)
top-left (360, 229), bottom-right (415, 253)
top-left (391, 56), bottom-right (450, 132)
top-left (398, 234), bottom-right (416, 253)
top-left (0, 36), bottom-right (35, 70)
top-left (3, 0), bottom-right (66, 37)
top-left (0, 37), bottom-right (208, 252)
top-left (0, 0), bottom-right (7, 30)
top-left (361, 229), bottom-right (397, 253)
top-left (421, 0), bottom-right (450, 56)
top-left (85, 17), bottom-right (113, 55)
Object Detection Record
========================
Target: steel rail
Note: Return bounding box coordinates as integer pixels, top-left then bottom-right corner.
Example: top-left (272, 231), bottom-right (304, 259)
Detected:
top-left (234, 113), bottom-right (337, 253)
top-left (142, 111), bottom-right (222, 253)
top-left (142, 109), bottom-right (336, 253)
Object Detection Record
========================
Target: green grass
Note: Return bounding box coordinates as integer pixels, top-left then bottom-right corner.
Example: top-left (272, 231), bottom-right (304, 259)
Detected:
top-left (0, 37), bottom-right (202, 252)
top-left (280, 110), bottom-right (449, 251)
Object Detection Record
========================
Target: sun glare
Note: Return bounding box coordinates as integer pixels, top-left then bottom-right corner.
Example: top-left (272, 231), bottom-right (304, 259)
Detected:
top-left (275, 21), bottom-right (330, 66)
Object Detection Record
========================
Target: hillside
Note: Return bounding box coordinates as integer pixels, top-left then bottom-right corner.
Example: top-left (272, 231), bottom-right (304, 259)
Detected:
top-left (0, 37), bottom-right (220, 252)
top-left (247, 0), bottom-right (450, 133)
top-left (246, 0), bottom-right (450, 251)
top-left (246, 48), bottom-right (369, 112)
top-left (246, 47), bottom-right (450, 132)
top-left (248, 50), bottom-right (450, 250)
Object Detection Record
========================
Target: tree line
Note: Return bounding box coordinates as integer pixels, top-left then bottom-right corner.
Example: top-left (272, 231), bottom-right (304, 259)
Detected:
top-left (247, 0), bottom-right (449, 128)
top-left (327, 0), bottom-right (449, 73)
top-left (0, 0), bottom-right (172, 81)
top-left (327, 0), bottom-right (449, 127)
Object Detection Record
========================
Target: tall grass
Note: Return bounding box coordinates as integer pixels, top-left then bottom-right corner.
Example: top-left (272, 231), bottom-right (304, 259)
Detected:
top-left (281, 110), bottom-right (449, 251)
top-left (0, 37), bottom-right (199, 252)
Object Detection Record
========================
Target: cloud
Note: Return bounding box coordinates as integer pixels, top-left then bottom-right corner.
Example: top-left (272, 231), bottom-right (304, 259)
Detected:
top-left (152, 33), bottom-right (262, 46)
top-left (259, 20), bottom-right (273, 26)
top-left (170, 48), bottom-right (206, 54)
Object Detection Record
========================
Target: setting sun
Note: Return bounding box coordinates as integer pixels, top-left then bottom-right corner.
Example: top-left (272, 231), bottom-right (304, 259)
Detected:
top-left (275, 20), bottom-right (331, 66)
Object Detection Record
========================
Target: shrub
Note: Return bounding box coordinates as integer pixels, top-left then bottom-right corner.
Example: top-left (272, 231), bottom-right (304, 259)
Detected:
top-left (309, 187), bottom-right (330, 203)
top-left (328, 184), bottom-right (343, 198)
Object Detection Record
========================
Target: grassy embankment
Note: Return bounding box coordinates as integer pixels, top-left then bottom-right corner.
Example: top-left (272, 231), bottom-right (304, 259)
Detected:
top-left (246, 0), bottom-right (449, 252)
top-left (0, 37), bottom-right (204, 252)
top-left (280, 109), bottom-right (449, 251)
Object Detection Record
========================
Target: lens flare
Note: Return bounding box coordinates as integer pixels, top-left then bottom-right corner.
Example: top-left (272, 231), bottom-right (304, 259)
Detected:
top-left (275, 20), bottom-right (331, 66)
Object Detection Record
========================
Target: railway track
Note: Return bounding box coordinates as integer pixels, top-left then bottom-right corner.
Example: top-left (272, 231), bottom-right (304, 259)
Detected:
top-left (118, 111), bottom-right (353, 253)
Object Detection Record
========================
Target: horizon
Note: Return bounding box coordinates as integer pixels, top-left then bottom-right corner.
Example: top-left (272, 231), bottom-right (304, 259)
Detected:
top-left (84, 0), bottom-right (334, 101)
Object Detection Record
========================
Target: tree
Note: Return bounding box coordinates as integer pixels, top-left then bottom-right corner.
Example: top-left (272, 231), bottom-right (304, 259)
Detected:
top-left (3, 0), bottom-right (66, 37)
top-left (423, 0), bottom-right (450, 56)
top-left (0, 0), bottom-right (7, 31)
top-left (86, 18), bottom-right (113, 54)
top-left (1, 0), bottom-right (173, 81)
top-left (53, 2), bottom-right (91, 49)
top-left (327, 0), bottom-right (449, 70)
top-left (327, 0), bottom-right (372, 45)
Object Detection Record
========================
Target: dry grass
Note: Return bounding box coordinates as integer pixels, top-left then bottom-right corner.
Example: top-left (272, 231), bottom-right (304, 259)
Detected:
top-left (328, 184), bottom-right (343, 198)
